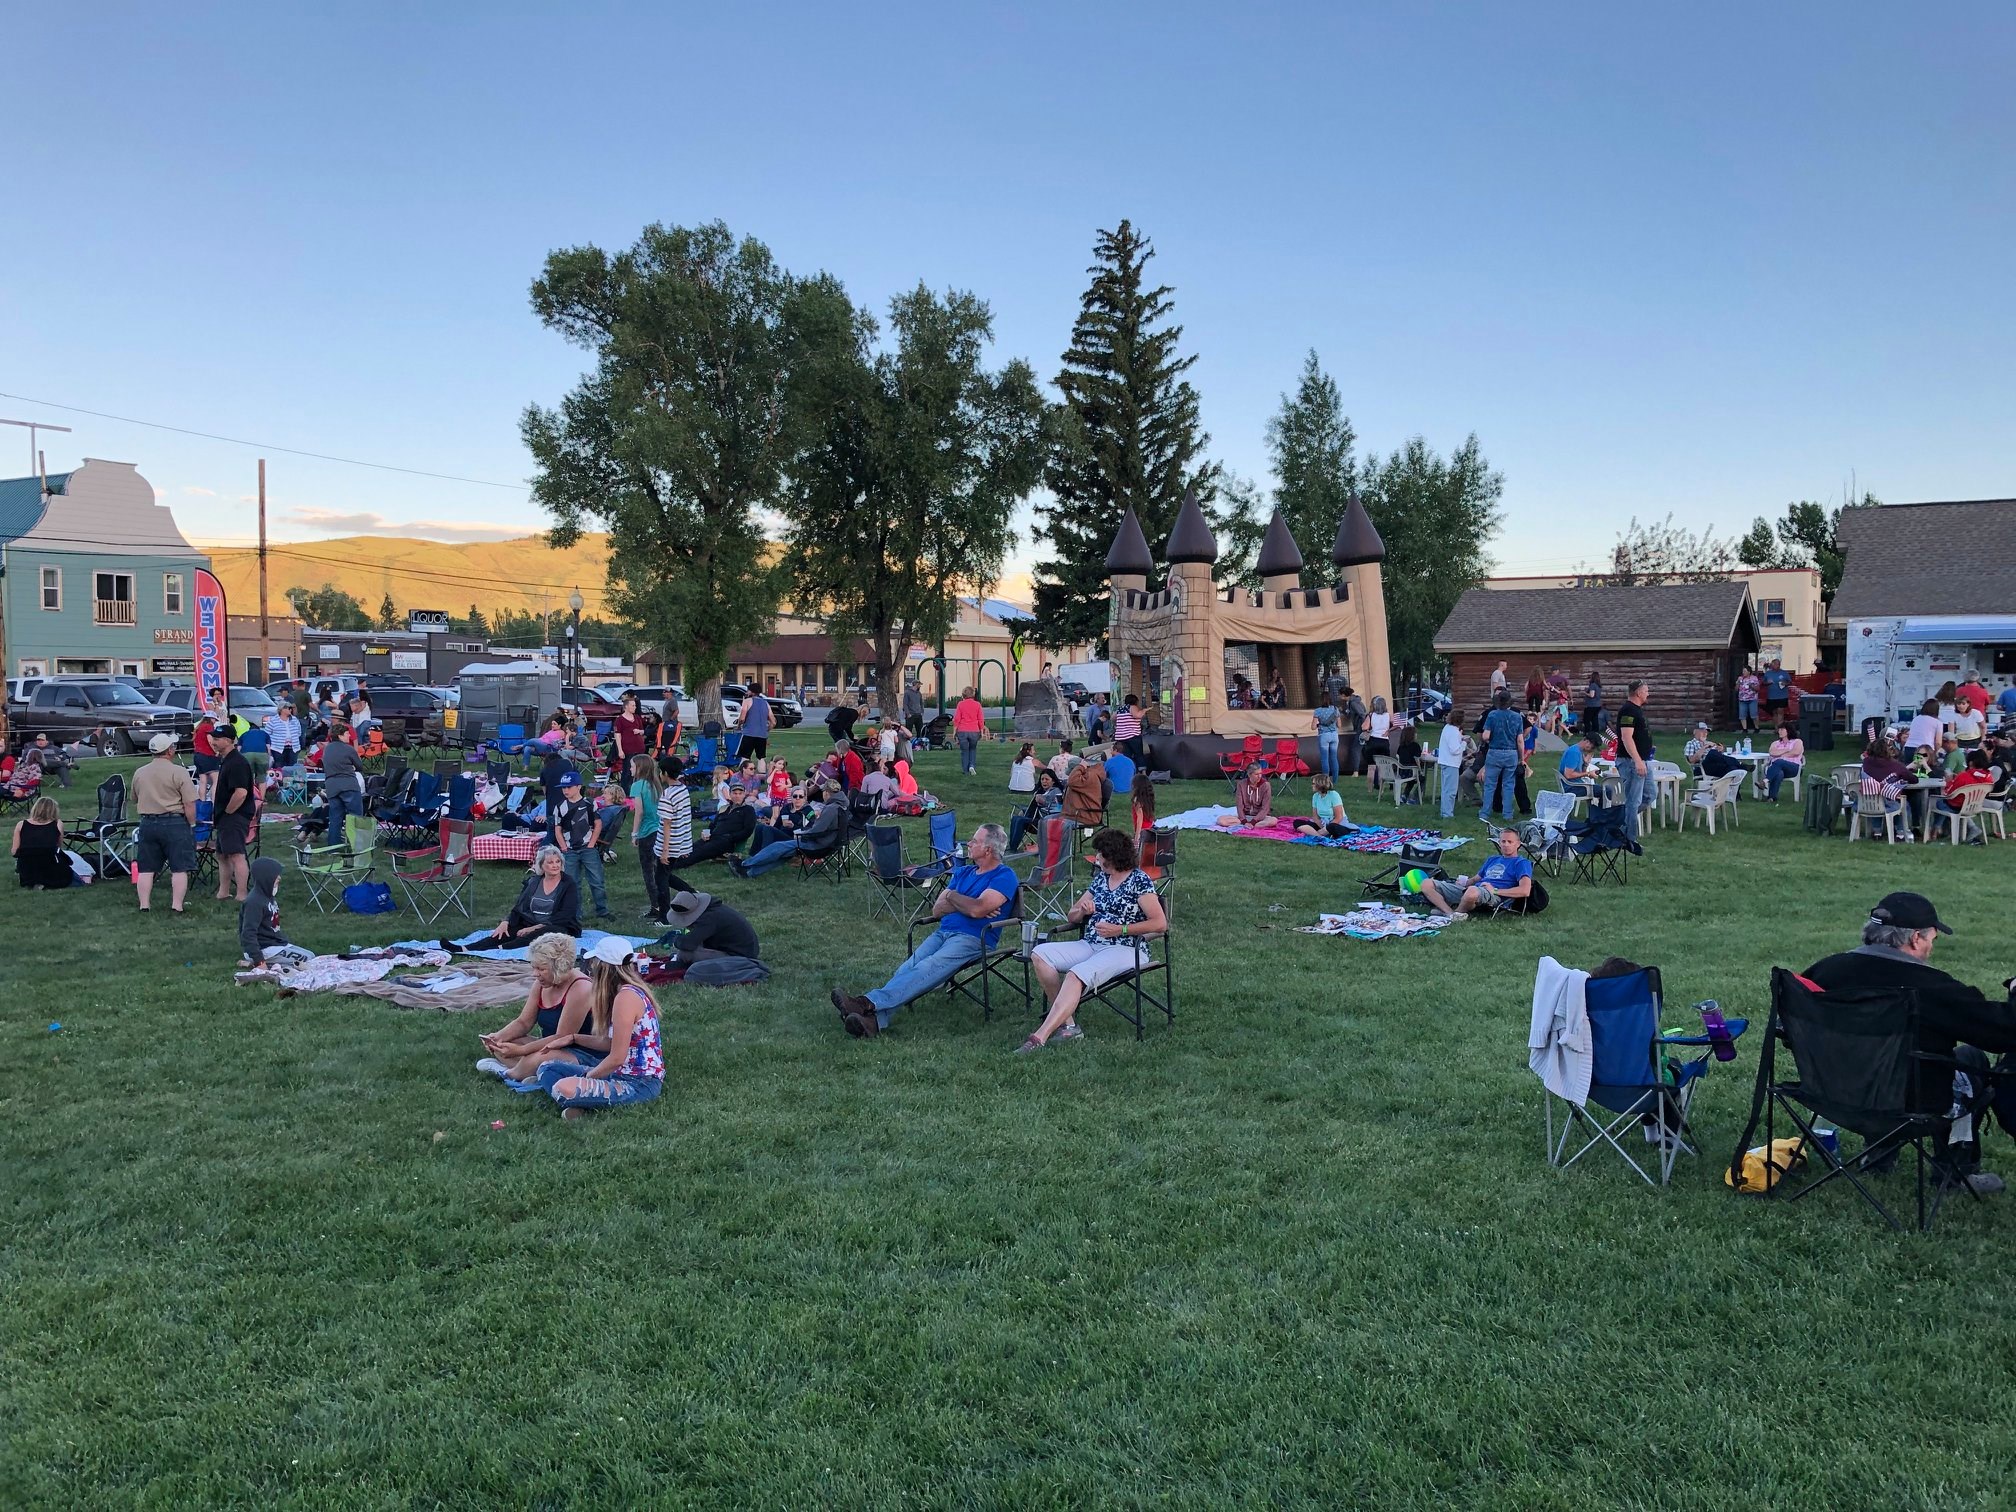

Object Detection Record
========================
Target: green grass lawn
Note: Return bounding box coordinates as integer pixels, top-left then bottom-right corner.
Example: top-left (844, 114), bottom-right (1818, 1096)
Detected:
top-left (7, 729), bottom-right (2015, 1507)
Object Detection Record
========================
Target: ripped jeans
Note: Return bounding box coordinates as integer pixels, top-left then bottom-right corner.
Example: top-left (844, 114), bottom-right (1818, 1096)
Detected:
top-left (535, 1056), bottom-right (662, 1111)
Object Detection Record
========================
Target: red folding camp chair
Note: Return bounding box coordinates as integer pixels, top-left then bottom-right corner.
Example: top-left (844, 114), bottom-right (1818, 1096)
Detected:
top-left (1220, 734), bottom-right (1265, 790)
top-left (1266, 738), bottom-right (1310, 795)
top-left (388, 817), bottom-right (476, 923)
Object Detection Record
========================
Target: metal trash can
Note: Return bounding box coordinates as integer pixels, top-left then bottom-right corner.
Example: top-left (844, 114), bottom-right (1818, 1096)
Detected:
top-left (1799, 694), bottom-right (1836, 750)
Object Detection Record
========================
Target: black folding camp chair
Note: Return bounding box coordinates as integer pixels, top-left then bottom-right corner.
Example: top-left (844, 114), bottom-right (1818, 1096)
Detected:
top-left (65, 773), bottom-right (133, 878)
top-left (1075, 878), bottom-right (1177, 1039)
top-left (1566, 800), bottom-right (1633, 885)
top-left (863, 823), bottom-right (941, 927)
top-left (1731, 968), bottom-right (1989, 1232)
top-left (907, 887), bottom-right (1030, 1022)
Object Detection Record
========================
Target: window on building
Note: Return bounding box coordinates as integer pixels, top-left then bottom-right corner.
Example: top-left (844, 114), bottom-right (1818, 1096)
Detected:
top-left (163, 572), bottom-right (184, 614)
top-left (39, 566), bottom-right (60, 610)
top-left (823, 663), bottom-right (838, 691)
top-left (1762, 598), bottom-right (1787, 627)
top-left (93, 571), bottom-right (137, 625)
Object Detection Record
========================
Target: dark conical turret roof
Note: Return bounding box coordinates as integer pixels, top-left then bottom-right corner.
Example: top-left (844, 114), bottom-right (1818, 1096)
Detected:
top-left (1104, 507), bottom-right (1153, 576)
top-left (1256, 510), bottom-right (1305, 579)
top-left (1332, 491), bottom-right (1386, 567)
top-left (1164, 486), bottom-right (1219, 564)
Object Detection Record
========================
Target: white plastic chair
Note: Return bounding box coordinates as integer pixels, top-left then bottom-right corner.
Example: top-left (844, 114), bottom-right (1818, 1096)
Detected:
top-left (1649, 761), bottom-right (1688, 828)
top-left (1931, 787), bottom-right (1990, 845)
top-left (1849, 789), bottom-right (1902, 843)
top-left (1685, 772), bottom-right (1743, 835)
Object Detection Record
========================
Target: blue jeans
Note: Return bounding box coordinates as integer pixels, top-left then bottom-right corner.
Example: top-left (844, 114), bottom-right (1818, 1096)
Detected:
top-left (325, 787), bottom-right (364, 843)
top-left (1317, 732), bottom-right (1339, 779)
top-left (958, 731), bottom-right (979, 774)
top-left (1765, 758), bottom-right (1800, 799)
top-left (740, 836), bottom-right (803, 876)
top-left (1480, 751), bottom-right (1519, 823)
top-left (1440, 763), bottom-right (1460, 818)
top-left (1616, 761), bottom-right (1648, 843)
top-left (865, 928), bottom-right (985, 1025)
top-left (564, 845), bottom-right (607, 914)
top-left (535, 1057), bottom-right (662, 1110)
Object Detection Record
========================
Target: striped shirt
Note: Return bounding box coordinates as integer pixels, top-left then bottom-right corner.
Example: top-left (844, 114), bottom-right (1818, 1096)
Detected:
top-left (1113, 707), bottom-right (1140, 741)
top-left (656, 782), bottom-right (693, 862)
top-left (263, 713), bottom-right (302, 753)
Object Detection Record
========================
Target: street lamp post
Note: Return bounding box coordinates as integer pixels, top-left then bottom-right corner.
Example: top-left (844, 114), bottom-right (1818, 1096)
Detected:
top-left (567, 590), bottom-right (584, 687)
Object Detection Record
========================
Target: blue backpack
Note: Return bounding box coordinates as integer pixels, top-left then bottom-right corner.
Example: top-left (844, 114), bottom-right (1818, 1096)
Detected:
top-left (342, 881), bottom-right (397, 914)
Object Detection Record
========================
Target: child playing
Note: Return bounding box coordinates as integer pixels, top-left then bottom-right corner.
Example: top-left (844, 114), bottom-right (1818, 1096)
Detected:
top-left (767, 757), bottom-right (792, 806)
top-left (237, 857), bottom-right (313, 970)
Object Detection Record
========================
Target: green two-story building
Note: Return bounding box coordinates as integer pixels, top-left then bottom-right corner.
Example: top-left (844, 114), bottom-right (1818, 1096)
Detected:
top-left (1, 459), bottom-right (212, 681)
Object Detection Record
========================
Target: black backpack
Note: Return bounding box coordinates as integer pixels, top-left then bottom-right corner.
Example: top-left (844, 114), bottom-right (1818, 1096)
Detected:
top-left (1803, 780), bottom-right (1843, 837)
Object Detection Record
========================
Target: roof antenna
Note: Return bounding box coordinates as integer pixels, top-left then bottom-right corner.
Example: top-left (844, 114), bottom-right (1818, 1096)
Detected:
top-left (0, 417), bottom-right (73, 487)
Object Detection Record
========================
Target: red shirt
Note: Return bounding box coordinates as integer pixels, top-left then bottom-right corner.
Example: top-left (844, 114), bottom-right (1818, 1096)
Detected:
top-left (840, 749), bottom-right (865, 790)
top-left (613, 713), bottom-right (646, 758)
top-left (1944, 768), bottom-right (1992, 805)
top-left (192, 718), bottom-right (215, 756)
top-left (953, 697), bottom-right (985, 734)
top-left (1957, 682), bottom-right (1991, 716)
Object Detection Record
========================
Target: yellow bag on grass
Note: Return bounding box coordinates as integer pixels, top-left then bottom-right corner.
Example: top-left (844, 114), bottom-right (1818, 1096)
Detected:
top-left (1725, 1137), bottom-right (1809, 1194)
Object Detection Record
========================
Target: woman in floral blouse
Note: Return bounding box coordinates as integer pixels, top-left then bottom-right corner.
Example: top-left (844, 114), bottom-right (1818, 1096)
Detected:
top-left (1019, 828), bottom-right (1167, 1052)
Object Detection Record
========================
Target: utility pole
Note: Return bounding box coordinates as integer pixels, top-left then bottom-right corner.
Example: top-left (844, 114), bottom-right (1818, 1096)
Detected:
top-left (257, 459), bottom-right (271, 687)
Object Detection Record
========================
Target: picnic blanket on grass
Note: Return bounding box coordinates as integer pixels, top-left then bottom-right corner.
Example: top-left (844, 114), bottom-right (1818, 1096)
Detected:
top-left (1159, 807), bottom-right (1468, 855)
top-left (397, 926), bottom-right (656, 962)
top-left (333, 959), bottom-right (538, 1011)
top-left (1296, 903), bottom-right (1466, 941)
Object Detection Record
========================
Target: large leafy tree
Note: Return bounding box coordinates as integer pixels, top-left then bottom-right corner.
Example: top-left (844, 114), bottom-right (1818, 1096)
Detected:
top-left (1360, 435), bottom-right (1504, 680)
top-left (375, 592), bottom-right (400, 631)
top-left (522, 221), bottom-right (828, 720)
top-left (1737, 493), bottom-right (1876, 602)
top-left (1265, 350), bottom-right (1357, 585)
top-left (782, 284), bottom-right (1047, 717)
top-left (284, 583), bottom-right (371, 631)
top-left (1031, 221), bottom-right (1223, 648)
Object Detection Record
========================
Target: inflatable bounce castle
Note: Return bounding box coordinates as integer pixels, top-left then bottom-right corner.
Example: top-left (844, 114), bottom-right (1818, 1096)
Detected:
top-left (1104, 487), bottom-right (1393, 778)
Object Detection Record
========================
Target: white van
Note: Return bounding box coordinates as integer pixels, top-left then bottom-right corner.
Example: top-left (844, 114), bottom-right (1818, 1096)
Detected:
top-left (1053, 661), bottom-right (1113, 696)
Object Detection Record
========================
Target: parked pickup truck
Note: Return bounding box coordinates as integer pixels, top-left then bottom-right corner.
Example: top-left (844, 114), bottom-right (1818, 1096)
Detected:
top-left (8, 678), bottom-right (195, 754)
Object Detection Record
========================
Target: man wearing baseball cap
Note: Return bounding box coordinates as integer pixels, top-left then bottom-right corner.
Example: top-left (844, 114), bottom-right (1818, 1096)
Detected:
top-left (685, 781), bottom-right (757, 865)
top-left (1803, 891), bottom-right (2016, 1194)
top-left (549, 770), bottom-right (614, 921)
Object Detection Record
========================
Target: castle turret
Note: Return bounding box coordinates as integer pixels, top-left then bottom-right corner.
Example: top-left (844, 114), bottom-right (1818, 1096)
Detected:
top-left (1164, 487), bottom-right (1219, 734)
top-left (1256, 509), bottom-right (1304, 595)
top-left (1333, 492), bottom-right (1392, 708)
top-left (1104, 507), bottom-right (1152, 598)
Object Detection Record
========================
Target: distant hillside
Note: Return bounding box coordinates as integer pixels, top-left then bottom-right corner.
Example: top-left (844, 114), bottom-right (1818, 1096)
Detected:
top-left (203, 533), bottom-right (615, 621)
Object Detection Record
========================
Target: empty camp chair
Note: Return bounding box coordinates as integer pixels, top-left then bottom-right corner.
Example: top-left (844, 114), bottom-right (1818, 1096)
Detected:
top-left (445, 773), bottom-right (476, 822)
top-left (905, 884), bottom-right (1030, 1022)
top-left (1138, 826), bottom-right (1177, 883)
top-left (486, 759), bottom-right (512, 788)
top-left (1684, 771), bottom-right (1743, 835)
top-left (918, 809), bottom-right (959, 881)
top-left (295, 814), bottom-right (378, 913)
top-left (841, 791), bottom-right (882, 872)
top-left (387, 817), bottom-right (475, 924)
top-left (1565, 800), bottom-right (1633, 885)
top-left (864, 823), bottom-right (941, 927)
top-left (1523, 789), bottom-right (1577, 877)
top-left (433, 759), bottom-right (460, 781)
top-left (1013, 815), bottom-right (1076, 923)
top-left (691, 735), bottom-right (720, 776)
top-left (1266, 738), bottom-right (1309, 795)
top-left (64, 773), bottom-right (132, 878)
top-left (1219, 734), bottom-right (1265, 790)
top-left (1731, 967), bottom-right (1976, 1232)
top-left (1542, 961), bottom-right (1745, 1187)
top-left (721, 732), bottom-right (742, 763)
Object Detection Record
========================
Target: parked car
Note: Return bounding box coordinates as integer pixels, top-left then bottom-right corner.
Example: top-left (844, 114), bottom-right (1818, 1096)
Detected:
top-left (7, 676), bottom-right (45, 706)
top-left (560, 685), bottom-right (624, 724)
top-left (155, 684), bottom-right (280, 723)
top-left (10, 678), bottom-right (194, 754)
top-left (722, 684), bottom-right (802, 727)
top-left (362, 685), bottom-right (450, 746)
top-left (617, 683), bottom-right (740, 730)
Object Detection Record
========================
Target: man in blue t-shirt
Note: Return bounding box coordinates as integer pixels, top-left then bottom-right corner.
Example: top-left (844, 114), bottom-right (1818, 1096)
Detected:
top-left (1760, 660), bottom-right (1793, 713)
top-left (1999, 686), bottom-right (2016, 716)
top-left (1423, 827), bottom-right (1535, 917)
top-left (831, 823), bottom-right (1019, 1037)
top-left (1103, 749), bottom-right (1137, 802)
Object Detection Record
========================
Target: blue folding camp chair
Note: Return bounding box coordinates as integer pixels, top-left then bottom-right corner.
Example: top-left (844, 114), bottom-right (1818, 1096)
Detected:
top-left (722, 732), bottom-right (742, 763)
top-left (914, 809), bottom-right (959, 883)
top-left (1542, 961), bottom-right (1747, 1187)
top-left (446, 774), bottom-right (476, 821)
top-left (691, 735), bottom-right (720, 776)
top-left (492, 722), bottom-right (528, 756)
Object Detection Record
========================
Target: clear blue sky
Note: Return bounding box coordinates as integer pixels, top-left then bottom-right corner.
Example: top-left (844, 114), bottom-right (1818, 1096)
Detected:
top-left (6, 2), bottom-right (2012, 578)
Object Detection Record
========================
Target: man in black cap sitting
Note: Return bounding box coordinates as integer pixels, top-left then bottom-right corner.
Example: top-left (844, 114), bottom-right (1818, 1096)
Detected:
top-left (684, 781), bottom-right (757, 864)
top-left (656, 889), bottom-right (767, 985)
top-left (1802, 891), bottom-right (2016, 1194)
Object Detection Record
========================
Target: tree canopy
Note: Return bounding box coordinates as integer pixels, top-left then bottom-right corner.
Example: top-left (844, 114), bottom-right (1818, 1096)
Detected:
top-left (522, 221), bottom-right (830, 718)
top-left (1585, 515), bottom-right (1738, 586)
top-left (1361, 436), bottom-right (1503, 680)
top-left (781, 283), bottom-right (1047, 717)
top-left (1736, 494), bottom-right (1876, 602)
top-left (284, 583), bottom-right (371, 631)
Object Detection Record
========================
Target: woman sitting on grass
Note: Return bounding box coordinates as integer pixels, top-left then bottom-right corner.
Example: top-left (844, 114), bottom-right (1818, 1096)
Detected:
top-left (1292, 774), bottom-right (1348, 838)
top-left (487, 845), bottom-right (582, 944)
top-left (13, 795), bottom-right (74, 890)
top-left (533, 937), bottom-right (665, 1119)
top-left (1217, 763), bottom-right (1273, 827)
top-left (1008, 742), bottom-right (1039, 793)
top-left (476, 933), bottom-right (594, 1084)
top-left (1018, 828), bottom-right (1166, 1054)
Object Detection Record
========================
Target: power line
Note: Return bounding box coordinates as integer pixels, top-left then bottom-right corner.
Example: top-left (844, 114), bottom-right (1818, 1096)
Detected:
top-left (0, 391), bottom-right (532, 491)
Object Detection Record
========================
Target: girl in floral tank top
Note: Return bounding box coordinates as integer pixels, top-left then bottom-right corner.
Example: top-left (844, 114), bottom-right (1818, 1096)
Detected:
top-left (536, 943), bottom-right (665, 1117)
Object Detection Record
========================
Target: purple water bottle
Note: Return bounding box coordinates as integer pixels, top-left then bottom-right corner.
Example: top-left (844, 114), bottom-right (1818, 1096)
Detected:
top-left (1698, 1000), bottom-right (1737, 1062)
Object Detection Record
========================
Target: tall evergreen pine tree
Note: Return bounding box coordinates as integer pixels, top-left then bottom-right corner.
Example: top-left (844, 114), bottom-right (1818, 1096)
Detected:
top-left (1265, 350), bottom-right (1357, 586)
top-left (1031, 221), bottom-right (1219, 648)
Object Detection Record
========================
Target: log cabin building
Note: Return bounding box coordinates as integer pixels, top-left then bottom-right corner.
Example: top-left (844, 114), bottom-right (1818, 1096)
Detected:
top-left (1434, 581), bottom-right (1761, 728)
